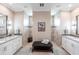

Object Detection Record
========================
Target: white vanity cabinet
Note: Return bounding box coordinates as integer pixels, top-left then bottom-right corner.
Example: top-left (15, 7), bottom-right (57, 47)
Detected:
top-left (11, 36), bottom-right (22, 54)
top-left (0, 36), bottom-right (22, 55)
top-left (62, 36), bottom-right (79, 55)
top-left (0, 43), bottom-right (8, 55)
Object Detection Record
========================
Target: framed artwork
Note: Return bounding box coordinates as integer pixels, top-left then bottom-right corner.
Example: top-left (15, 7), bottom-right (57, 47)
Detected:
top-left (38, 22), bottom-right (45, 32)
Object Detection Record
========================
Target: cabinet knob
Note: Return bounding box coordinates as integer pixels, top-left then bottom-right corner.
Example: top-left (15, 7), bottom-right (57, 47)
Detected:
top-left (4, 47), bottom-right (7, 51)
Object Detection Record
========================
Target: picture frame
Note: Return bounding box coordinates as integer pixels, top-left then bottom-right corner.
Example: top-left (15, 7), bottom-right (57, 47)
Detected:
top-left (38, 22), bottom-right (45, 32)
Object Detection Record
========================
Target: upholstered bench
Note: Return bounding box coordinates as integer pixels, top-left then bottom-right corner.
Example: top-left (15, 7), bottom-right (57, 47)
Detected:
top-left (32, 41), bottom-right (53, 52)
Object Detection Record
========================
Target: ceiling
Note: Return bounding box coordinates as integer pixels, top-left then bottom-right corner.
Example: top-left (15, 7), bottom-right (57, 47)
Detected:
top-left (2, 3), bottom-right (79, 15)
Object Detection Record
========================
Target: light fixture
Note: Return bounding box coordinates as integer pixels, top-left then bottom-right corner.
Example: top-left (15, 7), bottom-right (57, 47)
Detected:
top-left (56, 4), bottom-right (60, 8)
top-left (68, 4), bottom-right (72, 8)
top-left (24, 7), bottom-right (32, 16)
top-left (8, 3), bottom-right (16, 5)
top-left (51, 9), bottom-right (58, 16)
top-left (40, 3), bottom-right (44, 7)
top-left (0, 14), bottom-right (3, 16)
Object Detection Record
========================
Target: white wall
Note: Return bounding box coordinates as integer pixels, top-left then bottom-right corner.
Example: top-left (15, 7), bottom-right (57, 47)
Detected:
top-left (32, 11), bottom-right (51, 41)
top-left (0, 4), bottom-right (14, 34)
top-left (13, 12), bottom-right (29, 47)
top-left (71, 8), bottom-right (79, 35)
top-left (51, 13), bottom-right (62, 46)
top-left (14, 12), bottom-right (24, 34)
top-left (60, 11), bottom-right (71, 34)
top-left (51, 11), bottom-right (72, 46)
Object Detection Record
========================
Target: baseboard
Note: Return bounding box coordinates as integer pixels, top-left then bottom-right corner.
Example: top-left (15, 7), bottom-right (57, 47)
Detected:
top-left (61, 47), bottom-right (71, 55)
top-left (13, 46), bottom-right (23, 55)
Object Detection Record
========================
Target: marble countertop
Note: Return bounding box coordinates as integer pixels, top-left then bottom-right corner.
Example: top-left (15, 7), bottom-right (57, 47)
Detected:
top-left (0, 35), bottom-right (22, 45)
top-left (63, 35), bottom-right (79, 43)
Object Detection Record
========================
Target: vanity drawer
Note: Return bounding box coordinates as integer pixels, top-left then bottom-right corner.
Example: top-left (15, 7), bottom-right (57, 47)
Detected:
top-left (66, 39), bottom-right (74, 54)
top-left (0, 43), bottom-right (9, 55)
top-left (0, 36), bottom-right (22, 55)
top-left (62, 36), bottom-right (79, 55)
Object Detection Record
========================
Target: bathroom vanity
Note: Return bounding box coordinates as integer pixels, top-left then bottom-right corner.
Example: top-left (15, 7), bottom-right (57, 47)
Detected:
top-left (62, 35), bottom-right (79, 55)
top-left (0, 35), bottom-right (22, 55)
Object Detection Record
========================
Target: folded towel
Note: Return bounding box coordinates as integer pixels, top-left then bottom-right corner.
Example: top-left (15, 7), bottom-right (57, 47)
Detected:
top-left (41, 39), bottom-right (49, 44)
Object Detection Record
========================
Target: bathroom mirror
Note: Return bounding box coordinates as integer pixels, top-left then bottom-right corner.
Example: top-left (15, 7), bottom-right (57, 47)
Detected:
top-left (76, 15), bottom-right (79, 35)
top-left (0, 14), bottom-right (8, 37)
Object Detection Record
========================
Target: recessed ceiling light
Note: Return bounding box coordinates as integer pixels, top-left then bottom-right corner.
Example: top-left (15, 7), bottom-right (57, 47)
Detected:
top-left (56, 5), bottom-right (60, 8)
top-left (68, 4), bottom-right (72, 8)
top-left (0, 14), bottom-right (3, 16)
top-left (51, 9), bottom-right (58, 15)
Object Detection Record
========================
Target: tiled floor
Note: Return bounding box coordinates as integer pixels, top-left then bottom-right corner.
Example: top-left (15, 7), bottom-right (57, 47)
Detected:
top-left (15, 42), bottom-right (69, 55)
top-left (53, 43), bottom-right (69, 55)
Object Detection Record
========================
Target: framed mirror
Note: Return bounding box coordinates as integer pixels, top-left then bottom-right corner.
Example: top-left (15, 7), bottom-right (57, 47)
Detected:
top-left (75, 15), bottom-right (79, 35)
top-left (0, 14), bottom-right (8, 37)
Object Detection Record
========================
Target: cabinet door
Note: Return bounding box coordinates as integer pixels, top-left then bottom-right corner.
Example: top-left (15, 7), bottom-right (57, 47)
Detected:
top-left (11, 38), bottom-right (19, 53)
top-left (4, 41), bottom-right (13, 55)
top-left (62, 37), bottom-right (74, 54)
top-left (72, 41), bottom-right (79, 54)
top-left (65, 38), bottom-right (79, 55)
top-left (62, 36), bottom-right (79, 55)
top-left (66, 39), bottom-right (73, 54)
top-left (18, 37), bottom-right (22, 47)
top-left (0, 42), bottom-right (11, 55)
top-left (15, 38), bottom-right (20, 50)
top-left (0, 44), bottom-right (6, 55)
top-left (0, 36), bottom-right (22, 55)
top-left (12, 37), bottom-right (22, 54)
top-left (62, 37), bottom-right (67, 49)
